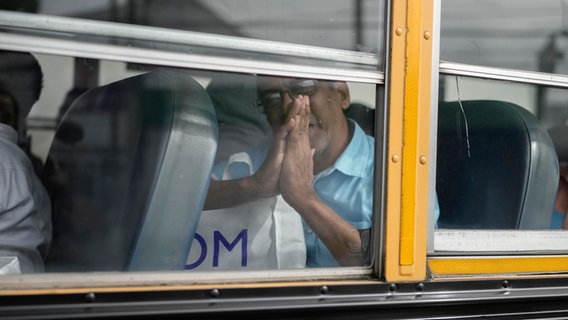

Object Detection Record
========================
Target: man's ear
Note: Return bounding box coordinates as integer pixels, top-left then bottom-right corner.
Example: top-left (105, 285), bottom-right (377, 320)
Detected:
top-left (335, 82), bottom-right (351, 110)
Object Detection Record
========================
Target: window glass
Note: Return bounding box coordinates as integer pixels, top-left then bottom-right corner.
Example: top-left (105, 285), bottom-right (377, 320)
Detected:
top-left (441, 0), bottom-right (568, 75)
top-left (2, 0), bottom-right (385, 70)
top-left (0, 50), bottom-right (378, 274)
top-left (434, 74), bottom-right (568, 253)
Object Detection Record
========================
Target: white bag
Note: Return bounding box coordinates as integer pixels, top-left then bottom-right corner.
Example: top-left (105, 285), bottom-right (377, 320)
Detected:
top-left (185, 152), bottom-right (306, 270)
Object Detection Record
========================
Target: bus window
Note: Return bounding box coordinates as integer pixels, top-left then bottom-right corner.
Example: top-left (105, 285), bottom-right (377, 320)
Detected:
top-left (433, 74), bottom-right (568, 254)
top-left (432, 0), bottom-right (568, 258)
top-left (5, 0), bottom-right (384, 71)
top-left (0, 1), bottom-right (386, 290)
top-left (441, 0), bottom-right (568, 76)
top-left (0, 47), bottom-right (381, 274)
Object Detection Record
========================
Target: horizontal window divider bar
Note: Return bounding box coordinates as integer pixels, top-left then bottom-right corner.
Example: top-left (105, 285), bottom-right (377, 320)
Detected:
top-left (440, 61), bottom-right (568, 89)
top-left (0, 11), bottom-right (379, 67)
top-left (0, 33), bottom-right (383, 84)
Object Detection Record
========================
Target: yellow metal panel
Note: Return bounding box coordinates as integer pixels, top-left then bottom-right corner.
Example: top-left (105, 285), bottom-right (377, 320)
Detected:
top-left (385, 0), bottom-right (434, 281)
top-left (429, 256), bottom-right (568, 276)
top-left (400, 0), bottom-right (421, 267)
top-left (384, 0), bottom-right (406, 281)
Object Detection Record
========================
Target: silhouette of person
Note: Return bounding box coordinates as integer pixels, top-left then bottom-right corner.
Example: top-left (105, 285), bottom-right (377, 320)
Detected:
top-left (0, 85), bottom-right (51, 273)
top-left (0, 50), bottom-right (45, 178)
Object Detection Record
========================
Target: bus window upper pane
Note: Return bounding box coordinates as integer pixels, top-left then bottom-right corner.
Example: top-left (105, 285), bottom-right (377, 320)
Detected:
top-left (11, 0), bottom-right (385, 70)
top-left (441, 0), bottom-right (568, 75)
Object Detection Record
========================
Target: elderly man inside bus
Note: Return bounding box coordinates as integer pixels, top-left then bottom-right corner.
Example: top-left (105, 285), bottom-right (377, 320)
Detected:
top-left (203, 76), bottom-right (375, 267)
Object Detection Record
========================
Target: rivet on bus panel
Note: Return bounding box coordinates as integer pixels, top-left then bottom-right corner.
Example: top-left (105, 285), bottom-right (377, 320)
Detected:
top-left (210, 288), bottom-right (220, 298)
top-left (320, 285), bottom-right (330, 295)
top-left (419, 155), bottom-right (428, 165)
top-left (395, 27), bottom-right (403, 36)
top-left (85, 292), bottom-right (96, 303)
top-left (388, 283), bottom-right (398, 292)
top-left (423, 31), bottom-right (431, 40)
top-left (391, 154), bottom-right (400, 163)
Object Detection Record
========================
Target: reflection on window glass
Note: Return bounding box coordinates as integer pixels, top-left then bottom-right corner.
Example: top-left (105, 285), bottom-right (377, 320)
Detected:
top-left (441, 0), bottom-right (568, 75)
top-left (436, 75), bottom-right (560, 230)
top-left (6, 0), bottom-right (384, 58)
top-left (0, 50), bottom-right (377, 273)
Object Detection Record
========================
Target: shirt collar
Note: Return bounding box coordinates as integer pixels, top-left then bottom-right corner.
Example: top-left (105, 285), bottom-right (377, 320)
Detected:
top-left (319, 119), bottom-right (373, 178)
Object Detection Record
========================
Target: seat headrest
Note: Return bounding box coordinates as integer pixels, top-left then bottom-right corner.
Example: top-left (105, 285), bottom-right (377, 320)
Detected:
top-left (45, 70), bottom-right (218, 271)
top-left (436, 100), bottom-right (558, 229)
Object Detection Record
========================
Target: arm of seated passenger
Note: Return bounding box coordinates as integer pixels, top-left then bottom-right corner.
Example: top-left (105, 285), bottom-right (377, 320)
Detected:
top-left (434, 194), bottom-right (440, 229)
top-left (292, 193), bottom-right (365, 266)
top-left (204, 178), bottom-right (266, 210)
top-left (553, 163), bottom-right (568, 230)
top-left (0, 171), bottom-right (49, 273)
top-left (203, 150), bottom-right (283, 210)
top-left (203, 113), bottom-right (296, 211)
top-left (0, 247), bottom-right (43, 273)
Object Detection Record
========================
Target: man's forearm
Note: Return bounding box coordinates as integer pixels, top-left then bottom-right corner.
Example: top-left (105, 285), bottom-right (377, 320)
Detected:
top-left (204, 178), bottom-right (263, 210)
top-left (288, 192), bottom-right (364, 266)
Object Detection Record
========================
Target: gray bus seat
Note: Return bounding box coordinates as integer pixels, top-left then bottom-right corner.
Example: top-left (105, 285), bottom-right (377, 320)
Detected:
top-left (436, 100), bottom-right (558, 229)
top-left (344, 103), bottom-right (375, 137)
top-left (44, 70), bottom-right (218, 271)
top-left (549, 125), bottom-right (568, 163)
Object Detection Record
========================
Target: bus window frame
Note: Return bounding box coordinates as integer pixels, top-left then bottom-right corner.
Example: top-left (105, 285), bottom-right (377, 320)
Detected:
top-left (429, 55), bottom-right (568, 279)
top-left (427, 0), bottom-right (568, 278)
top-left (0, 9), bottom-right (388, 288)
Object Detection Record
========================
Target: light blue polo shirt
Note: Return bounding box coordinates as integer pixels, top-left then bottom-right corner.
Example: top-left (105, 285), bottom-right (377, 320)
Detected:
top-left (303, 120), bottom-right (374, 267)
top-left (212, 120), bottom-right (441, 268)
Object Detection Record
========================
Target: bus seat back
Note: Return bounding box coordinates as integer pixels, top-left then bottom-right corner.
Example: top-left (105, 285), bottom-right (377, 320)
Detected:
top-left (436, 100), bottom-right (558, 229)
top-left (344, 103), bottom-right (375, 137)
top-left (45, 70), bottom-right (218, 271)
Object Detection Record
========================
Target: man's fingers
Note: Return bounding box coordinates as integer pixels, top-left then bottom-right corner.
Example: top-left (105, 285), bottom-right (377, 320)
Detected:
top-left (290, 96), bottom-right (310, 137)
top-left (284, 98), bottom-right (302, 124)
top-left (274, 117), bottom-right (296, 141)
top-left (299, 97), bottom-right (309, 132)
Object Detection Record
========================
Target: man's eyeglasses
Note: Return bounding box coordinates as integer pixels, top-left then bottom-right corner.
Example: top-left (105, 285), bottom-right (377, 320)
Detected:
top-left (254, 79), bottom-right (318, 113)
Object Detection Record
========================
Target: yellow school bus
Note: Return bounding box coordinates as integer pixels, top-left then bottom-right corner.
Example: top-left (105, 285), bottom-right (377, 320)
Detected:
top-left (1, 1), bottom-right (568, 319)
